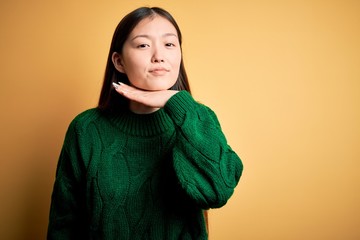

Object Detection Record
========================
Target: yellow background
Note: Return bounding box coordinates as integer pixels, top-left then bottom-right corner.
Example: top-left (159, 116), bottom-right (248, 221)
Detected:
top-left (1, 0), bottom-right (359, 239)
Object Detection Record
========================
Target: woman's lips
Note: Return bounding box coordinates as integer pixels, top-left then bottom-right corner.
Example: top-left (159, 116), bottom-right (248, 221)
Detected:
top-left (149, 68), bottom-right (169, 75)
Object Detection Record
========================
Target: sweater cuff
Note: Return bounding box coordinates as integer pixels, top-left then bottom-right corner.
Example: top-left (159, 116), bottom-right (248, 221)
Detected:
top-left (165, 90), bottom-right (197, 126)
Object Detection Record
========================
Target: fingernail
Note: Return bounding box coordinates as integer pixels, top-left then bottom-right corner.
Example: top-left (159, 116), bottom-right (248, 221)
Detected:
top-left (112, 82), bottom-right (120, 89)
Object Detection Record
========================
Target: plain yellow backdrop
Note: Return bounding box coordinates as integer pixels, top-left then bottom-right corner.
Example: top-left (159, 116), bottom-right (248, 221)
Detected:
top-left (1, 0), bottom-right (359, 239)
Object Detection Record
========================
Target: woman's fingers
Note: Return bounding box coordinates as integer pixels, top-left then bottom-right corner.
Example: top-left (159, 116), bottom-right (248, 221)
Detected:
top-left (112, 82), bottom-right (178, 108)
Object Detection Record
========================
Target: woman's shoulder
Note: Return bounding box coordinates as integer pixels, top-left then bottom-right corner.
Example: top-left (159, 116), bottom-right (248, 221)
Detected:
top-left (68, 108), bottom-right (104, 134)
top-left (72, 107), bottom-right (102, 122)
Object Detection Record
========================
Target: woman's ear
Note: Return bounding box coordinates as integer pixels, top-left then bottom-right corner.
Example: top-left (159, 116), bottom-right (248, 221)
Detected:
top-left (112, 52), bottom-right (126, 73)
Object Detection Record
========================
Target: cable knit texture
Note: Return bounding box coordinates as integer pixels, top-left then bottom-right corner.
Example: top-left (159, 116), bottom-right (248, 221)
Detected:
top-left (48, 90), bottom-right (243, 240)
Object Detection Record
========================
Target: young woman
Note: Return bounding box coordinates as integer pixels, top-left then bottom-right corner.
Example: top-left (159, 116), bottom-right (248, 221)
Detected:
top-left (48, 6), bottom-right (243, 240)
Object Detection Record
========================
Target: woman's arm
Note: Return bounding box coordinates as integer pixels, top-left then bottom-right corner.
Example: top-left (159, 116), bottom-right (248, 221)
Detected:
top-left (112, 84), bottom-right (243, 209)
top-left (47, 120), bottom-right (87, 240)
top-left (165, 91), bottom-right (243, 209)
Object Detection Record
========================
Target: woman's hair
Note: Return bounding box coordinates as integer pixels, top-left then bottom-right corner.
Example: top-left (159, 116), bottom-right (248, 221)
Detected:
top-left (98, 7), bottom-right (191, 112)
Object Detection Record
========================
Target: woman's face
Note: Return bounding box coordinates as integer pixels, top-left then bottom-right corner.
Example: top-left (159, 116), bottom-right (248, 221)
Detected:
top-left (114, 15), bottom-right (181, 91)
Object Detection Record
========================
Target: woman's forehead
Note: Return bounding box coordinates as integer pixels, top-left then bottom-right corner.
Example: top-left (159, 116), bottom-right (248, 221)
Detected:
top-left (130, 16), bottom-right (178, 37)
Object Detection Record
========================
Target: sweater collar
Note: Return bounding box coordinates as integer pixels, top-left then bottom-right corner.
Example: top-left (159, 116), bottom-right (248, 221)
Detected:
top-left (107, 108), bottom-right (174, 137)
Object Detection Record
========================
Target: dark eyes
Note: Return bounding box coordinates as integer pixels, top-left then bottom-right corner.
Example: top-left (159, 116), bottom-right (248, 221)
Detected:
top-left (136, 43), bottom-right (176, 48)
top-left (137, 44), bottom-right (150, 48)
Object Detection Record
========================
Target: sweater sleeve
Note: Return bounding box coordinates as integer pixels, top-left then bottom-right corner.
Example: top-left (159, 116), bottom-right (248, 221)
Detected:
top-left (164, 91), bottom-right (243, 209)
top-left (47, 118), bottom-right (88, 240)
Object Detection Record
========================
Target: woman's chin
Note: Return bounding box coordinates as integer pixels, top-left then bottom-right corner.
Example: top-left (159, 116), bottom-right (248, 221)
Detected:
top-left (141, 86), bottom-right (172, 91)
top-left (130, 80), bottom-right (176, 92)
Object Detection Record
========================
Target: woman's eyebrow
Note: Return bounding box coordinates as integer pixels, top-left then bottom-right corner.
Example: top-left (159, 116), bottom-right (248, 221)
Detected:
top-left (131, 33), bottom-right (178, 41)
top-left (131, 34), bottom-right (150, 41)
top-left (163, 33), bottom-right (178, 38)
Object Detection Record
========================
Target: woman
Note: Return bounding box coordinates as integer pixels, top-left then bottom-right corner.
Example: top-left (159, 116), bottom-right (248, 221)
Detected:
top-left (48, 6), bottom-right (243, 240)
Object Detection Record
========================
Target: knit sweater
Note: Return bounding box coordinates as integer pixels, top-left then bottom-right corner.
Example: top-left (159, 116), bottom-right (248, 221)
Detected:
top-left (48, 90), bottom-right (243, 240)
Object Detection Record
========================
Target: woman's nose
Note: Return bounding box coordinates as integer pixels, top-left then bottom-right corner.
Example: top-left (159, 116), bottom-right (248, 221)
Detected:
top-left (152, 57), bottom-right (164, 63)
top-left (151, 47), bottom-right (165, 63)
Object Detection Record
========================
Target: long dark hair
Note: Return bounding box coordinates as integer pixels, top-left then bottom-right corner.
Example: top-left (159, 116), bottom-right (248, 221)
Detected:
top-left (97, 7), bottom-right (191, 112)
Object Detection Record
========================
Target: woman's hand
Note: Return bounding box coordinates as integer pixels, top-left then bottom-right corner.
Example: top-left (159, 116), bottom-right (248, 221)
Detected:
top-left (113, 82), bottom-right (178, 108)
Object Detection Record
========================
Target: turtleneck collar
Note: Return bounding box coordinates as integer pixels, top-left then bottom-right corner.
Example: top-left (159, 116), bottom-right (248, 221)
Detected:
top-left (106, 108), bottom-right (174, 137)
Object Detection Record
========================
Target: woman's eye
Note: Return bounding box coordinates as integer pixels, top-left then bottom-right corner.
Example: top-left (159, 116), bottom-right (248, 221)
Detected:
top-left (137, 44), bottom-right (150, 48)
top-left (165, 43), bottom-right (176, 47)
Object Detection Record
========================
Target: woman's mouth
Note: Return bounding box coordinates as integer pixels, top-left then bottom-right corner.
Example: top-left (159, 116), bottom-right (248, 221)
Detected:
top-left (149, 68), bottom-right (169, 75)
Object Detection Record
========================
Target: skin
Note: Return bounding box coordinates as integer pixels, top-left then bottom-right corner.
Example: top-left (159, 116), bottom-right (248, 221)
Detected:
top-left (112, 15), bottom-right (182, 114)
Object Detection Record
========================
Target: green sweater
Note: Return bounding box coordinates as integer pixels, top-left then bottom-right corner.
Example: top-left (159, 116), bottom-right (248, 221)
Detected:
top-left (48, 91), bottom-right (243, 240)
